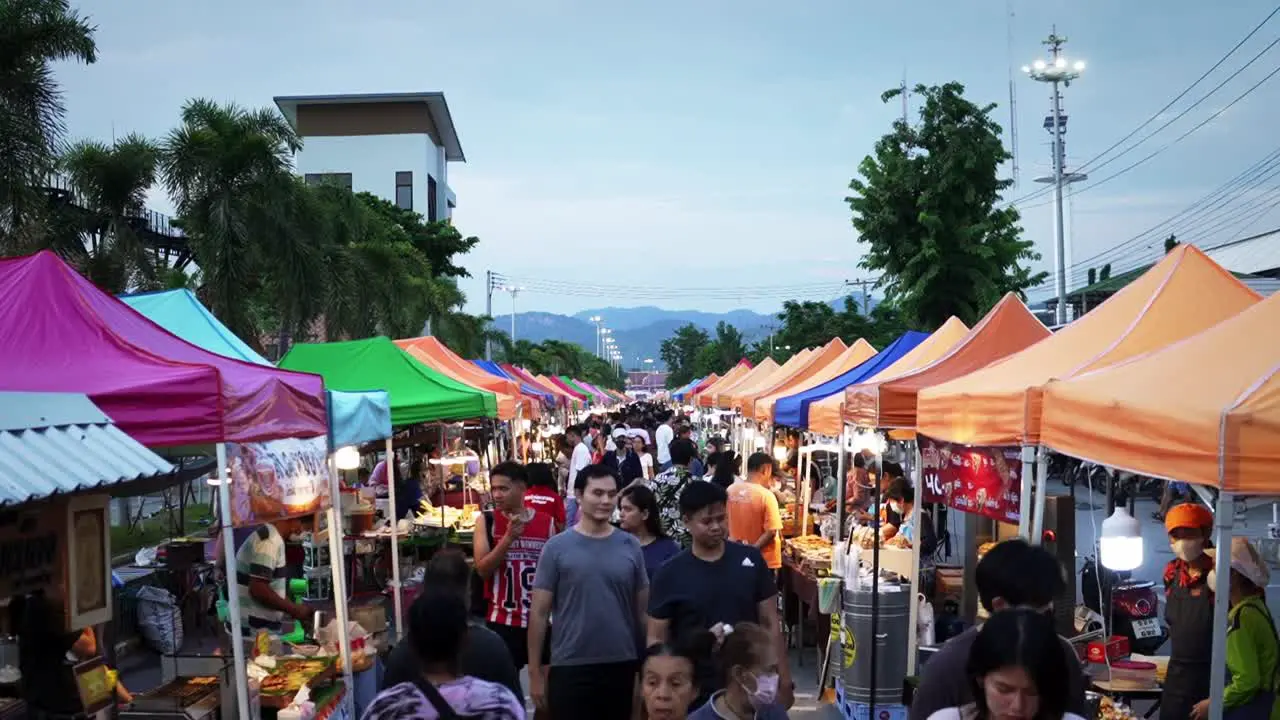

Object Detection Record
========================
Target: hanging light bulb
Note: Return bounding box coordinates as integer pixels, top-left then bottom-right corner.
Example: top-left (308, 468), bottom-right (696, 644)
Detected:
top-left (1099, 507), bottom-right (1144, 570)
top-left (334, 446), bottom-right (361, 470)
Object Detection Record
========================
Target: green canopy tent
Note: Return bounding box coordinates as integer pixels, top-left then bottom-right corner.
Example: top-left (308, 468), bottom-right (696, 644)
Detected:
top-left (559, 376), bottom-right (594, 403)
top-left (279, 337), bottom-right (497, 425)
top-left (278, 336), bottom-right (496, 640)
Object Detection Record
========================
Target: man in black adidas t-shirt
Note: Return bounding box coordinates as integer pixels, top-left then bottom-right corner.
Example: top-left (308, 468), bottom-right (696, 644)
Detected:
top-left (646, 481), bottom-right (794, 710)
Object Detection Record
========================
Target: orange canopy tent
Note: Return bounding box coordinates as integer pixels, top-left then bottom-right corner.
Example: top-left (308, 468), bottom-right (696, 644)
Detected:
top-left (840, 293), bottom-right (1050, 431)
top-left (1040, 290), bottom-right (1280, 493)
top-left (715, 356), bottom-right (792, 409)
top-left (396, 336), bottom-right (524, 420)
top-left (722, 345), bottom-right (828, 411)
top-left (807, 317), bottom-right (970, 436)
top-left (738, 339), bottom-right (851, 421)
top-left (716, 353), bottom-right (803, 409)
top-left (697, 359), bottom-right (774, 408)
top-left (918, 246), bottom-right (1261, 447)
top-left (753, 339), bottom-right (878, 422)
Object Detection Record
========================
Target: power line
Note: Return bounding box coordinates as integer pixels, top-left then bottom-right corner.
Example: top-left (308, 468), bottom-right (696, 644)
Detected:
top-left (488, 272), bottom-right (876, 302)
top-left (1003, 6), bottom-right (1280, 208)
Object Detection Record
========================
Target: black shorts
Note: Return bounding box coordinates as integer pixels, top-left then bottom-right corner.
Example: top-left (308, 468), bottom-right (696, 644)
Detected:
top-left (548, 660), bottom-right (637, 720)
top-left (487, 621), bottom-right (552, 669)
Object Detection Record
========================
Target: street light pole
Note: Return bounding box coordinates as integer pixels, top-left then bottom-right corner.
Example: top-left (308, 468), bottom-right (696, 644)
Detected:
top-left (503, 285), bottom-right (524, 343)
top-left (1024, 29), bottom-right (1085, 326)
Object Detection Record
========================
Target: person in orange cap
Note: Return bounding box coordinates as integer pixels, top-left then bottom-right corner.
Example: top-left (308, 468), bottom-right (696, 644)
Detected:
top-left (1161, 501), bottom-right (1216, 720)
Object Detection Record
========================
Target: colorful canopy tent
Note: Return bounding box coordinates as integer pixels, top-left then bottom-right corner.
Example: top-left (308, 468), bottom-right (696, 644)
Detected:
top-left (120, 288), bottom-right (392, 448)
top-left (725, 345), bottom-right (829, 410)
top-left (776, 332), bottom-right (929, 432)
top-left (672, 376), bottom-right (707, 401)
top-left (755, 340), bottom-right (878, 423)
top-left (1041, 290), bottom-right (1280, 493)
top-left (570, 378), bottom-right (611, 404)
top-left (395, 337), bottom-right (522, 420)
top-left (0, 251), bottom-right (326, 447)
top-left (843, 293), bottom-right (1050, 431)
top-left (544, 375), bottom-right (589, 403)
top-left (707, 358), bottom-right (780, 409)
top-left (918, 246), bottom-right (1261, 446)
top-left (473, 360), bottom-right (557, 407)
top-left (121, 288), bottom-right (269, 364)
top-left (689, 372), bottom-right (725, 396)
top-left (695, 362), bottom-right (757, 407)
top-left (502, 365), bottom-right (577, 407)
top-left (734, 340), bottom-right (849, 420)
top-left (279, 337), bottom-right (497, 425)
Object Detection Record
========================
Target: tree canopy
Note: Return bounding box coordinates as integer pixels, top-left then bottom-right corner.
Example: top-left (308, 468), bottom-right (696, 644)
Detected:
top-left (847, 82), bottom-right (1047, 328)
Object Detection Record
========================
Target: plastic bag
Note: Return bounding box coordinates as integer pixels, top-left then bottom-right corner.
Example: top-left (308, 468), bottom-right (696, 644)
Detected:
top-left (136, 585), bottom-right (183, 654)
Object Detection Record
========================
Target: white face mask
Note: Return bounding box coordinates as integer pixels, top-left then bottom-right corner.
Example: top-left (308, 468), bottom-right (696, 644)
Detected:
top-left (1172, 538), bottom-right (1205, 562)
top-left (889, 501), bottom-right (903, 514)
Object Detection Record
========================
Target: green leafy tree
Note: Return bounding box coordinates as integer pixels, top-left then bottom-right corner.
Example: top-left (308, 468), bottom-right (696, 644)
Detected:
top-left (160, 98), bottom-right (309, 342)
top-left (661, 323), bottom-right (710, 388)
top-left (357, 193), bottom-right (478, 279)
top-left (847, 82), bottom-right (1047, 328)
top-left (0, 0), bottom-right (97, 245)
top-left (56, 133), bottom-right (162, 292)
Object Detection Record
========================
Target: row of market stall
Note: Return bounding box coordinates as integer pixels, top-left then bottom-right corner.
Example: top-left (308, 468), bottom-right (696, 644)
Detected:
top-left (0, 250), bottom-right (622, 719)
top-left (672, 244), bottom-right (1278, 720)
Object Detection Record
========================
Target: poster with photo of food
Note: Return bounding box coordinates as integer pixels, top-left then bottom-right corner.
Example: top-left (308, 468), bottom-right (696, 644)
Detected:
top-left (919, 436), bottom-right (1021, 524)
top-left (227, 436), bottom-right (331, 527)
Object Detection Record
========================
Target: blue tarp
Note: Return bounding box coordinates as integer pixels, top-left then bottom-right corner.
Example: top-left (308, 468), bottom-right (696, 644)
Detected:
top-left (121, 288), bottom-right (393, 446)
top-left (772, 331), bottom-right (930, 429)
top-left (327, 389), bottom-right (392, 448)
top-left (472, 359), bottom-right (557, 406)
top-left (121, 289), bottom-right (269, 364)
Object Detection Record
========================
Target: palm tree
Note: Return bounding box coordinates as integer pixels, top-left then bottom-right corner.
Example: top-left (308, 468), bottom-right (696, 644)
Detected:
top-left (59, 133), bottom-right (160, 292)
top-left (0, 0), bottom-right (97, 245)
top-left (437, 313), bottom-right (509, 360)
top-left (160, 98), bottom-right (311, 342)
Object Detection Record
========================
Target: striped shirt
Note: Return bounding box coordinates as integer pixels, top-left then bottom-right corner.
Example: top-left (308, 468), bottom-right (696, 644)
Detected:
top-left (235, 524), bottom-right (290, 633)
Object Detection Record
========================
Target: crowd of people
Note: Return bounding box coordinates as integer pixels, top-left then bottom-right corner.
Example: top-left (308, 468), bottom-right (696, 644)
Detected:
top-left (344, 402), bottom-right (1280, 720)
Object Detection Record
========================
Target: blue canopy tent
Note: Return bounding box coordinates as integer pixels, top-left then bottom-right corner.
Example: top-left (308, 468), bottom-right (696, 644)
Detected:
top-left (672, 376), bottom-right (706, 401)
top-left (772, 331), bottom-right (930, 429)
top-left (472, 359), bottom-right (557, 406)
top-left (120, 288), bottom-right (393, 448)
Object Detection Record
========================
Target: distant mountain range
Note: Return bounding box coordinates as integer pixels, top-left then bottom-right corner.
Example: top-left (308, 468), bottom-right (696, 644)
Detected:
top-left (494, 295), bottom-right (877, 369)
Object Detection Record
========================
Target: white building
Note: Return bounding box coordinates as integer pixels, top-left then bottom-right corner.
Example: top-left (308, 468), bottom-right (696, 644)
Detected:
top-left (274, 92), bottom-right (465, 222)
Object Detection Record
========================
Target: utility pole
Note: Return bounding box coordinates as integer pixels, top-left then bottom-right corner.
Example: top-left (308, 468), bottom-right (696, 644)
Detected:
top-left (1024, 29), bottom-right (1086, 326)
top-left (485, 270), bottom-right (494, 360)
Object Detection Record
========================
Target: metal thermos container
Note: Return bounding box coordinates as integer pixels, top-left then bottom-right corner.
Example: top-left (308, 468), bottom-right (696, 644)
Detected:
top-left (841, 587), bottom-right (911, 706)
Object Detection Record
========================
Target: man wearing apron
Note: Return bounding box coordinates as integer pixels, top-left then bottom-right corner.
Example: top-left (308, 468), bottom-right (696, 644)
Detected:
top-left (1192, 538), bottom-right (1280, 720)
top-left (1162, 503), bottom-right (1216, 720)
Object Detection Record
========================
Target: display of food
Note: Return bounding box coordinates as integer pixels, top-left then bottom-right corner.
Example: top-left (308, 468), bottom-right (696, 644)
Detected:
top-left (260, 658), bottom-right (333, 696)
top-left (785, 536), bottom-right (833, 574)
top-left (1098, 695), bottom-right (1136, 720)
top-left (415, 500), bottom-right (480, 529)
top-left (850, 524), bottom-right (912, 550)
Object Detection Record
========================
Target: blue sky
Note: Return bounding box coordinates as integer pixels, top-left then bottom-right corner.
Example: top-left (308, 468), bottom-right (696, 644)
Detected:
top-left (57, 0), bottom-right (1280, 316)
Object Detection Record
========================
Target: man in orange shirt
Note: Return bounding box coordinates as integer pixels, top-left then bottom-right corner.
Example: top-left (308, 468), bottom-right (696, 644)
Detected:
top-left (727, 452), bottom-right (784, 575)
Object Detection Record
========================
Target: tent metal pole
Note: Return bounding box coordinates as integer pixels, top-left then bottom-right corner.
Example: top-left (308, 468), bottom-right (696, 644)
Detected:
top-left (385, 437), bottom-right (404, 640)
top-left (1019, 445), bottom-right (1035, 539)
top-left (325, 455), bottom-right (355, 720)
top-left (216, 443), bottom-right (251, 720)
top-left (1208, 490), bottom-right (1235, 718)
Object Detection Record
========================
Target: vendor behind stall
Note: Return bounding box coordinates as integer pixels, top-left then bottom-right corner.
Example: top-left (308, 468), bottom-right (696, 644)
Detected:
top-left (1162, 502), bottom-right (1216, 720)
top-left (16, 593), bottom-right (132, 717)
top-left (228, 517), bottom-right (313, 642)
top-left (1191, 537), bottom-right (1279, 720)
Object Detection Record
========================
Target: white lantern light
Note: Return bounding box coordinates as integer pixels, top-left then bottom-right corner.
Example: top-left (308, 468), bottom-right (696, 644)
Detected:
top-left (1099, 507), bottom-right (1144, 571)
top-left (334, 445), bottom-right (361, 470)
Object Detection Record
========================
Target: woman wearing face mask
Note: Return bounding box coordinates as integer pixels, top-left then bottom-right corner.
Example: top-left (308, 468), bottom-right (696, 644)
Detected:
top-left (1190, 537), bottom-right (1280, 720)
top-left (1160, 502), bottom-right (1217, 720)
top-left (689, 622), bottom-right (787, 719)
top-left (640, 642), bottom-right (700, 720)
top-left (927, 608), bottom-right (1081, 720)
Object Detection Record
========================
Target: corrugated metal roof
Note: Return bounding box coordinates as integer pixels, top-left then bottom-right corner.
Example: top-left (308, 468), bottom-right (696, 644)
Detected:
top-left (1205, 229), bottom-right (1280, 276)
top-left (0, 392), bottom-right (174, 506)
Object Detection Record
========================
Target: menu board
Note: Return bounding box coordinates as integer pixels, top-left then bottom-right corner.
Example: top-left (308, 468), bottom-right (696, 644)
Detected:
top-left (227, 436), bottom-right (331, 527)
top-left (919, 436), bottom-right (1021, 524)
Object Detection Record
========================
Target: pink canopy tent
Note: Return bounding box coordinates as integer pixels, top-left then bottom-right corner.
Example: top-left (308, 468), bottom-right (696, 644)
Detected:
top-left (0, 251), bottom-right (328, 447)
top-left (543, 375), bottom-right (589, 402)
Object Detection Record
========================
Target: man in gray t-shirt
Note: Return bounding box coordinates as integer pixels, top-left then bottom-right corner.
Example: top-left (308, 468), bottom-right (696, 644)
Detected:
top-left (529, 464), bottom-right (649, 720)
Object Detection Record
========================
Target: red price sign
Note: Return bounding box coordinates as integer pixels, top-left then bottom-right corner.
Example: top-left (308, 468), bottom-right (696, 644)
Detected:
top-left (919, 436), bottom-right (1021, 524)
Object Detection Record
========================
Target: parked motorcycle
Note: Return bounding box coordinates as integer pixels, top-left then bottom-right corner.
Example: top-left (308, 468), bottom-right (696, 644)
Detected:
top-left (1080, 555), bottom-right (1168, 655)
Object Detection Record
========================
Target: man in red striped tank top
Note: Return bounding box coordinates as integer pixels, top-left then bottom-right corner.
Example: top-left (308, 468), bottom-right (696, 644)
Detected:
top-left (474, 461), bottom-right (555, 673)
